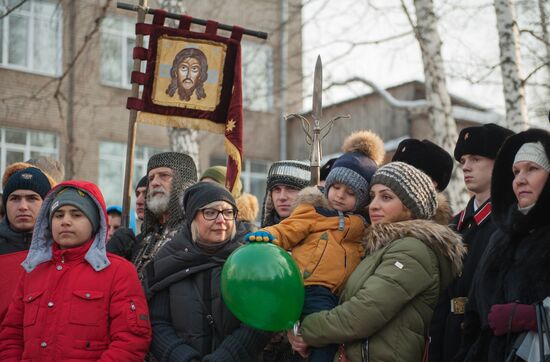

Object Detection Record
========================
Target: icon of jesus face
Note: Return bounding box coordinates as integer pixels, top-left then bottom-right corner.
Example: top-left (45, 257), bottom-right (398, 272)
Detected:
top-left (177, 57), bottom-right (202, 91)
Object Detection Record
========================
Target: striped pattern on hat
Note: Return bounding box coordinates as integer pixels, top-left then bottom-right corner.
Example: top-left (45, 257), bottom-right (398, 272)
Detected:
top-left (370, 161), bottom-right (438, 220)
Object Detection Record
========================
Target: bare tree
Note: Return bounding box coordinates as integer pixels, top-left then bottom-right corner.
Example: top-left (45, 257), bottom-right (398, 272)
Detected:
top-left (158, 0), bottom-right (200, 173)
top-left (494, 0), bottom-right (529, 131)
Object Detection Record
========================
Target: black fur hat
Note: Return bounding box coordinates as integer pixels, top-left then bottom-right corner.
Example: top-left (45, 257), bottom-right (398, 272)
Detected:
top-left (454, 123), bottom-right (514, 161)
top-left (392, 139), bottom-right (453, 192)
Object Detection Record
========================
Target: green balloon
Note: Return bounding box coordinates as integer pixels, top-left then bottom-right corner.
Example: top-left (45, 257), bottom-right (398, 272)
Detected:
top-left (221, 243), bottom-right (304, 332)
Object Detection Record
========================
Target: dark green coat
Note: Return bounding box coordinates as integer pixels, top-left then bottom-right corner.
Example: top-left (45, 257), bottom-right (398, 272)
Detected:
top-left (301, 219), bottom-right (465, 361)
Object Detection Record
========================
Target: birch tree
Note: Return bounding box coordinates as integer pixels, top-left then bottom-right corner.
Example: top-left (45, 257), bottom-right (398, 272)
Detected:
top-left (159, 0), bottom-right (200, 172)
top-left (404, 0), bottom-right (469, 210)
top-left (494, 0), bottom-right (529, 131)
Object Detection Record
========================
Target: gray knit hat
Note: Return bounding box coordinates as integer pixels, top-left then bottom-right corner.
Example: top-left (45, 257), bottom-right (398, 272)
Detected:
top-left (261, 160), bottom-right (311, 227)
top-left (370, 161), bottom-right (438, 220)
top-left (50, 187), bottom-right (100, 233)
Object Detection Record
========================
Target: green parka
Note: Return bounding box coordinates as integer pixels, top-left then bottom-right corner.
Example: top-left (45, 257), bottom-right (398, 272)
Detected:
top-left (300, 217), bottom-right (465, 361)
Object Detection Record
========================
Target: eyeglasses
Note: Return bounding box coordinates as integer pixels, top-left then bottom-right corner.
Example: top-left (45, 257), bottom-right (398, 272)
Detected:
top-left (200, 208), bottom-right (237, 221)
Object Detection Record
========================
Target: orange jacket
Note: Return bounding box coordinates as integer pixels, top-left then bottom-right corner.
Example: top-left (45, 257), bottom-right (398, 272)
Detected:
top-left (263, 187), bottom-right (366, 293)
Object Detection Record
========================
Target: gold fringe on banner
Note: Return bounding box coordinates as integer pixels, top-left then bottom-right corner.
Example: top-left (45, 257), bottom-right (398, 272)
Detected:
top-left (224, 137), bottom-right (242, 198)
top-left (137, 111), bottom-right (226, 134)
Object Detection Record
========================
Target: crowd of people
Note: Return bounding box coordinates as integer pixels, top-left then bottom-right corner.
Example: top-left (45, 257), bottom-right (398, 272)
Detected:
top-left (0, 123), bottom-right (549, 361)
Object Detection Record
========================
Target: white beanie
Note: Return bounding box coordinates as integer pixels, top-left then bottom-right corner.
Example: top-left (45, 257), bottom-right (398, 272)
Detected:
top-left (513, 142), bottom-right (550, 172)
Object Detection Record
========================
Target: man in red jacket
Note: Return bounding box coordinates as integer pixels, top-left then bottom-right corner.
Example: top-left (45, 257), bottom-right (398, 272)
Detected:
top-left (0, 180), bottom-right (151, 361)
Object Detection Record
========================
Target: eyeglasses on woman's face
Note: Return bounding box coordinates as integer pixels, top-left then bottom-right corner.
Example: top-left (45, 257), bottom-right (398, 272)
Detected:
top-left (200, 208), bottom-right (237, 221)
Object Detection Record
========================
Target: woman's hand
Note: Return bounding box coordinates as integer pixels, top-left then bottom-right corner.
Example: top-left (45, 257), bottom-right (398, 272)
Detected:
top-left (287, 330), bottom-right (310, 358)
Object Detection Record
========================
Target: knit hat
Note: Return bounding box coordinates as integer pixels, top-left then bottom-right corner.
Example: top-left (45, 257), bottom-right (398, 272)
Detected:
top-left (370, 162), bottom-right (438, 220)
top-left (392, 138), bottom-right (453, 191)
top-left (182, 182), bottom-right (238, 228)
top-left (320, 158), bottom-right (337, 182)
top-left (3, 167), bottom-right (52, 207)
top-left (49, 187), bottom-right (100, 233)
top-left (266, 161), bottom-right (311, 191)
top-left (135, 175), bottom-right (147, 196)
top-left (513, 142), bottom-right (550, 172)
top-left (324, 130), bottom-right (385, 210)
top-left (454, 123), bottom-right (514, 161)
top-left (260, 160), bottom-right (311, 227)
top-left (200, 165), bottom-right (243, 196)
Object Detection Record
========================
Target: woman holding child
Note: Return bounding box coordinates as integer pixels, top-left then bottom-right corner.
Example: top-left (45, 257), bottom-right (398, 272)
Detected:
top-left (288, 161), bottom-right (465, 361)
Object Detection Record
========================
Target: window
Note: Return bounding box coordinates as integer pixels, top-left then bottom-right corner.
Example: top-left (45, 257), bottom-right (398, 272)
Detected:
top-left (98, 141), bottom-right (165, 207)
top-left (0, 0), bottom-right (62, 75)
top-left (0, 127), bottom-right (59, 188)
top-left (242, 41), bottom-right (273, 112)
top-left (100, 15), bottom-right (138, 88)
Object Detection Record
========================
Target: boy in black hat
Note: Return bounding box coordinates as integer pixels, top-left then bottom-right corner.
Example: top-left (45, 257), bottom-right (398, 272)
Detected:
top-left (429, 123), bottom-right (514, 362)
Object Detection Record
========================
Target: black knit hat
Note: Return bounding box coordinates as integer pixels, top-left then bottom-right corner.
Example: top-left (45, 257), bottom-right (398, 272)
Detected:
top-left (50, 187), bottom-right (100, 233)
top-left (320, 158), bottom-right (337, 182)
top-left (182, 182), bottom-right (237, 228)
top-left (454, 123), bottom-right (514, 161)
top-left (392, 139), bottom-right (453, 191)
top-left (3, 167), bottom-right (52, 207)
top-left (135, 175), bottom-right (147, 196)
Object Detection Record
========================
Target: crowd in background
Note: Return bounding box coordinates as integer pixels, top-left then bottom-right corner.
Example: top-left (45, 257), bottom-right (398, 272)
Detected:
top-left (0, 122), bottom-right (549, 361)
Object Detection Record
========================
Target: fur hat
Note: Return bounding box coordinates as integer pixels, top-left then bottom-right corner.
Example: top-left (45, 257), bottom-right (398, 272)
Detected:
top-left (3, 167), bottom-right (53, 207)
top-left (370, 161), bottom-right (438, 220)
top-left (392, 138), bottom-right (453, 191)
top-left (261, 160), bottom-right (311, 227)
top-left (454, 123), bottom-right (514, 161)
top-left (236, 192), bottom-right (259, 223)
top-left (324, 130), bottom-right (384, 210)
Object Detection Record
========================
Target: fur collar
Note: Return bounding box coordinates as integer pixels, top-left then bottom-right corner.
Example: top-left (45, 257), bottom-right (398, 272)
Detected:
top-left (292, 186), bottom-right (330, 210)
top-left (433, 193), bottom-right (452, 225)
top-left (363, 219), bottom-right (465, 277)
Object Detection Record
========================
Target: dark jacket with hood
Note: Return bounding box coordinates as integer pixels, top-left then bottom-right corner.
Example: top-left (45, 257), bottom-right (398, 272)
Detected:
top-left (462, 129), bottom-right (550, 362)
top-left (0, 218), bottom-right (33, 255)
top-left (145, 182), bottom-right (270, 361)
top-left (0, 180), bottom-right (151, 362)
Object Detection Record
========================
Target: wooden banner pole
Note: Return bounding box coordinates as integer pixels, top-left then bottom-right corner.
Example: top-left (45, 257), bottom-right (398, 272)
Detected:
top-left (121, 0), bottom-right (148, 228)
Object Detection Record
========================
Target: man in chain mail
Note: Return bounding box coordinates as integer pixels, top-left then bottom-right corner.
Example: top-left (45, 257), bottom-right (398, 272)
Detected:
top-left (260, 160), bottom-right (311, 227)
top-left (133, 152), bottom-right (197, 279)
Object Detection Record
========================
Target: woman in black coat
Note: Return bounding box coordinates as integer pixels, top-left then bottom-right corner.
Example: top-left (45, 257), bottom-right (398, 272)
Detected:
top-left (463, 128), bottom-right (550, 361)
top-left (145, 182), bottom-right (270, 361)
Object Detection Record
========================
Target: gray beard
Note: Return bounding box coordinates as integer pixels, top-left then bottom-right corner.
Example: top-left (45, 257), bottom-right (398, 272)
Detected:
top-left (147, 192), bottom-right (170, 217)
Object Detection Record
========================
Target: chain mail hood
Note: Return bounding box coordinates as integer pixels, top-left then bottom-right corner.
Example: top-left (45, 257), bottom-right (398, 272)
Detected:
top-left (143, 152), bottom-right (198, 233)
top-left (261, 160), bottom-right (311, 227)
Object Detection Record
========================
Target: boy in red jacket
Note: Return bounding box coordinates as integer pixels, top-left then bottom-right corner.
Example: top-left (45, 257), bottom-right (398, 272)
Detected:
top-left (0, 181), bottom-right (151, 361)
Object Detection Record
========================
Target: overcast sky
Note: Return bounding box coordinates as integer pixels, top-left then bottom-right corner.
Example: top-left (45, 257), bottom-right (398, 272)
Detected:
top-left (301, 0), bottom-right (548, 128)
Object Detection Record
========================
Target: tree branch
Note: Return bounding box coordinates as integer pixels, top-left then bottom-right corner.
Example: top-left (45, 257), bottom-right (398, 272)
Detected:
top-left (0, 0), bottom-right (28, 20)
top-left (324, 76), bottom-right (430, 110)
top-left (522, 61), bottom-right (550, 85)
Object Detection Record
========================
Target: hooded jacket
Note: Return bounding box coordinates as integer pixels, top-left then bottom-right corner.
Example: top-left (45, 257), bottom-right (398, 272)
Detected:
top-left (300, 211), bottom-right (465, 361)
top-left (0, 180), bottom-right (151, 362)
top-left (463, 129), bottom-right (550, 362)
top-left (262, 186), bottom-right (366, 293)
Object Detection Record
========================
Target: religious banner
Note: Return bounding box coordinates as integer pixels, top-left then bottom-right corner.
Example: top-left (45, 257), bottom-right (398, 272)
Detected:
top-left (126, 10), bottom-right (244, 195)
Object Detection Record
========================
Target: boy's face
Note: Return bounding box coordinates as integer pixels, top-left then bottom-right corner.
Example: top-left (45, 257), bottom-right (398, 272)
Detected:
top-left (327, 183), bottom-right (357, 212)
top-left (51, 205), bottom-right (93, 249)
top-left (107, 213), bottom-right (122, 240)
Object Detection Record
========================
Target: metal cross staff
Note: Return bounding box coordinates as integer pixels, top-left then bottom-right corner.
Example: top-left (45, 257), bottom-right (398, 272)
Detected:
top-left (286, 56), bottom-right (349, 186)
